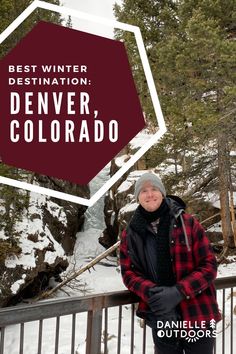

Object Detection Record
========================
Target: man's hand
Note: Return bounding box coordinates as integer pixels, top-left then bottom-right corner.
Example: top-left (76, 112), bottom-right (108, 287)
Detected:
top-left (148, 286), bottom-right (183, 315)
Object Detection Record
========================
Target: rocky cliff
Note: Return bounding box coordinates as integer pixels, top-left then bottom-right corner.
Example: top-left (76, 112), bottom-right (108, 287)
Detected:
top-left (0, 175), bottom-right (89, 306)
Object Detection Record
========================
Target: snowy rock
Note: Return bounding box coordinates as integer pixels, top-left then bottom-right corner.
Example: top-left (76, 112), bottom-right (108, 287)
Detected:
top-left (101, 167), bottom-right (144, 248)
top-left (0, 176), bottom-right (89, 307)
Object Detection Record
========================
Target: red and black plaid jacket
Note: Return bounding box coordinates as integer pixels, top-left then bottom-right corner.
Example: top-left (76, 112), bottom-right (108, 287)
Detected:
top-left (120, 198), bottom-right (221, 326)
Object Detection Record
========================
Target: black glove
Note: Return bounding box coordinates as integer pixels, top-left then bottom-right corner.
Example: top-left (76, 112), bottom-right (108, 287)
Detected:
top-left (148, 286), bottom-right (183, 315)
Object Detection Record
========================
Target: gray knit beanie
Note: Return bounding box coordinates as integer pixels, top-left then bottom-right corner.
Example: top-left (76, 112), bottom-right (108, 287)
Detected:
top-left (134, 172), bottom-right (166, 201)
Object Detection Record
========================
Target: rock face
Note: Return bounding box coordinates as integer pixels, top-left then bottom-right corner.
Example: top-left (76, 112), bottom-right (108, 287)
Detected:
top-left (100, 158), bottom-right (145, 248)
top-left (0, 176), bottom-right (89, 307)
top-left (35, 175), bottom-right (89, 254)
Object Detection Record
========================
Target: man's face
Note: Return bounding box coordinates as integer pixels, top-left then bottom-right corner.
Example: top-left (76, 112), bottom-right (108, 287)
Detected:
top-left (138, 181), bottom-right (163, 212)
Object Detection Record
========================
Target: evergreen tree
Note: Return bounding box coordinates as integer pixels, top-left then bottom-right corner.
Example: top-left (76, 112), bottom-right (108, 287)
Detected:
top-left (114, 0), bottom-right (236, 247)
top-left (0, 0), bottom-right (62, 58)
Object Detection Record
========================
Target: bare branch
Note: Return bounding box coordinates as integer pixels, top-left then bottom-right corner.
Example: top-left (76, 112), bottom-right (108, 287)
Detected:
top-left (33, 240), bottom-right (120, 302)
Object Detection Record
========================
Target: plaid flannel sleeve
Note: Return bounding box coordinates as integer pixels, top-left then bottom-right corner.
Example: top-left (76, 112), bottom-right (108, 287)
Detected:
top-left (177, 215), bottom-right (217, 299)
top-left (119, 229), bottom-right (156, 302)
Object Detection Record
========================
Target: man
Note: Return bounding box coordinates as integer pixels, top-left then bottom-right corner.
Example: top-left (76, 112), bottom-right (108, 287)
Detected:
top-left (120, 172), bottom-right (221, 354)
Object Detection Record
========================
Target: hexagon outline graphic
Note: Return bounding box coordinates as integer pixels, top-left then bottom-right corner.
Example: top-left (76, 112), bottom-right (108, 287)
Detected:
top-left (0, 0), bottom-right (167, 207)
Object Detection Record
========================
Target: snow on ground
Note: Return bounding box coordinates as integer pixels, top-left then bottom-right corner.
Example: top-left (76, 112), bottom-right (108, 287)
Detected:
top-left (218, 256), bottom-right (236, 278)
top-left (61, 228), bottom-right (126, 296)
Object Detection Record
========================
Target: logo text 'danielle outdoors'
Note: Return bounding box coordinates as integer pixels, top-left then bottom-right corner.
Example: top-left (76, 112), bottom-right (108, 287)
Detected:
top-left (156, 319), bottom-right (217, 343)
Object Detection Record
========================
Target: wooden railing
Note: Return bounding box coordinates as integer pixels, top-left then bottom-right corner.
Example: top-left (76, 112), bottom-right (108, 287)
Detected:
top-left (0, 276), bottom-right (235, 354)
